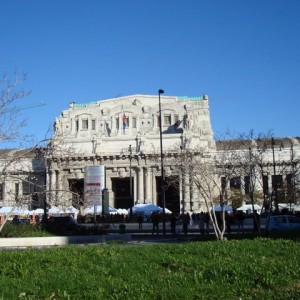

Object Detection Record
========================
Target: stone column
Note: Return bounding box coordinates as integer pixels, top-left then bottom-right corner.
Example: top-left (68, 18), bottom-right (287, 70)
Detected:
top-left (190, 177), bottom-right (196, 212)
top-left (3, 176), bottom-right (9, 206)
top-left (184, 173), bottom-right (190, 212)
top-left (137, 167), bottom-right (144, 203)
top-left (179, 172), bottom-right (183, 213)
top-left (106, 171), bottom-right (113, 207)
top-left (152, 168), bottom-right (157, 205)
top-left (56, 170), bottom-right (63, 206)
top-left (144, 167), bottom-right (152, 203)
top-left (180, 171), bottom-right (189, 213)
top-left (133, 168), bottom-right (137, 204)
top-left (50, 170), bottom-right (56, 205)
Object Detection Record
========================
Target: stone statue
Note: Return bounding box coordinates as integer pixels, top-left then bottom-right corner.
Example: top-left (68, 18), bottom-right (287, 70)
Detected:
top-left (54, 117), bottom-right (62, 135)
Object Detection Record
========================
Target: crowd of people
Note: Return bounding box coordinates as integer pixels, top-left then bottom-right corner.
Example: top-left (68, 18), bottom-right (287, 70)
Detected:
top-left (148, 210), bottom-right (251, 235)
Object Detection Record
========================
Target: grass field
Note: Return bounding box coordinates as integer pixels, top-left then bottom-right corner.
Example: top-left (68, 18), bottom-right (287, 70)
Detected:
top-left (0, 238), bottom-right (299, 299)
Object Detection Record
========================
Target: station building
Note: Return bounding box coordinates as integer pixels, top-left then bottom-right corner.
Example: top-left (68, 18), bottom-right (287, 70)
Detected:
top-left (48, 94), bottom-right (215, 214)
top-left (0, 94), bottom-right (299, 213)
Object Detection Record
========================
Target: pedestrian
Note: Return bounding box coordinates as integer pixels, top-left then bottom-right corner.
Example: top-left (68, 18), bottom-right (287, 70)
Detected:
top-left (236, 211), bottom-right (245, 233)
top-left (170, 213), bottom-right (177, 235)
top-left (151, 212), bottom-right (160, 235)
top-left (199, 212), bottom-right (206, 235)
top-left (137, 214), bottom-right (143, 231)
top-left (253, 210), bottom-right (260, 233)
top-left (225, 212), bottom-right (232, 234)
top-left (182, 213), bottom-right (190, 235)
top-left (204, 212), bottom-right (210, 234)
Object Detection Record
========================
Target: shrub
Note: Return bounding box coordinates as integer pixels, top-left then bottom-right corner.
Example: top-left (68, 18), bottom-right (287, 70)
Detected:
top-left (0, 224), bottom-right (52, 238)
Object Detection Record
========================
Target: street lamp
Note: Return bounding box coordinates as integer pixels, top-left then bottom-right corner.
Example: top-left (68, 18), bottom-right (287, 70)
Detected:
top-left (290, 141), bottom-right (296, 211)
top-left (129, 144), bottom-right (133, 206)
top-left (271, 138), bottom-right (279, 213)
top-left (180, 134), bottom-right (186, 214)
top-left (158, 89), bottom-right (166, 235)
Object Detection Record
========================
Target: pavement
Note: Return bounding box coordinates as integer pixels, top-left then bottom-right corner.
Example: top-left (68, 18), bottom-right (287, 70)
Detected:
top-left (0, 217), bottom-right (266, 249)
top-left (106, 217), bottom-right (266, 242)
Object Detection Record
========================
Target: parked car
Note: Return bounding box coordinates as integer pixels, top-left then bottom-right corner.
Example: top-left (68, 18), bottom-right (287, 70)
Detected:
top-left (48, 216), bottom-right (75, 224)
top-left (267, 215), bottom-right (300, 231)
top-left (46, 216), bottom-right (76, 232)
top-left (11, 217), bottom-right (30, 225)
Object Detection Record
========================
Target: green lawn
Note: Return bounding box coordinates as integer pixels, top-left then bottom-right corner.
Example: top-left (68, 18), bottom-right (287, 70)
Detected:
top-left (0, 239), bottom-right (299, 299)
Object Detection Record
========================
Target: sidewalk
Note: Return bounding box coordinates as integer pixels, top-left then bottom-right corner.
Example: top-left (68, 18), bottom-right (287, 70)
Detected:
top-left (106, 218), bottom-right (265, 239)
top-left (0, 218), bottom-right (265, 249)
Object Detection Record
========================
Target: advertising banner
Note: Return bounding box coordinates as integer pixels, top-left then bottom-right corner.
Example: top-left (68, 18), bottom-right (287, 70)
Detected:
top-left (84, 165), bottom-right (105, 206)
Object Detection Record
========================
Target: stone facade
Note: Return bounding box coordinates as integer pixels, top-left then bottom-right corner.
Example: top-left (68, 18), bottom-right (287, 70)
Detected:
top-left (0, 149), bottom-right (46, 209)
top-left (0, 94), bottom-right (299, 213)
top-left (49, 94), bottom-right (215, 213)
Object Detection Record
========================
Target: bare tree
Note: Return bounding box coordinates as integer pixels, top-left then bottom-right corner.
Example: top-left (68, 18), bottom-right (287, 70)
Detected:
top-left (221, 130), bottom-right (273, 235)
top-left (0, 92), bottom-right (79, 230)
top-left (169, 130), bottom-right (278, 240)
top-left (168, 140), bottom-right (228, 240)
top-left (0, 142), bottom-right (83, 232)
top-left (0, 72), bottom-right (32, 146)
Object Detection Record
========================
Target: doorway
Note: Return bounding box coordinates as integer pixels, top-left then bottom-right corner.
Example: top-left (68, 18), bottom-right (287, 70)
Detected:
top-left (156, 176), bottom-right (180, 214)
top-left (68, 179), bottom-right (84, 207)
top-left (112, 177), bottom-right (134, 209)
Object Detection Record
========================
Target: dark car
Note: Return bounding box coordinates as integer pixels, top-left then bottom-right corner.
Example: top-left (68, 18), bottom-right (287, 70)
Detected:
top-left (11, 217), bottom-right (30, 225)
top-left (46, 216), bottom-right (76, 232)
top-left (48, 216), bottom-right (75, 224)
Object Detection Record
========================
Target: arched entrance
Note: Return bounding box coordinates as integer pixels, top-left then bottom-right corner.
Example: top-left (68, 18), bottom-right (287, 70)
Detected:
top-left (112, 177), bottom-right (134, 209)
top-left (156, 176), bottom-right (180, 214)
top-left (68, 179), bottom-right (84, 206)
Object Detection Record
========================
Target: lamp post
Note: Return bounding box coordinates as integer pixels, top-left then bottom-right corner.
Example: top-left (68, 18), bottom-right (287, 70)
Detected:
top-left (180, 134), bottom-right (186, 214)
top-left (129, 144), bottom-right (133, 206)
top-left (290, 142), bottom-right (296, 211)
top-left (28, 174), bottom-right (37, 210)
top-left (271, 138), bottom-right (279, 213)
top-left (158, 89), bottom-right (166, 235)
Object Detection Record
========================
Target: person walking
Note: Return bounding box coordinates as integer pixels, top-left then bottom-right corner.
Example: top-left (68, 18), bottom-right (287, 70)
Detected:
top-left (170, 213), bottom-right (177, 235)
top-left (151, 212), bottom-right (160, 235)
top-left (182, 213), bottom-right (190, 235)
top-left (236, 211), bottom-right (245, 234)
top-left (199, 212), bottom-right (206, 235)
top-left (137, 214), bottom-right (143, 231)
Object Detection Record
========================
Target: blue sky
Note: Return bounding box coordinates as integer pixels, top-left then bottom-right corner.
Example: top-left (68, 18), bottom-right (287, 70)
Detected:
top-left (1, 0), bottom-right (300, 148)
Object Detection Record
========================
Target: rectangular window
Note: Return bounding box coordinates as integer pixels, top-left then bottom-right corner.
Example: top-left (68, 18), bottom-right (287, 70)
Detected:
top-left (286, 174), bottom-right (293, 186)
top-left (22, 182), bottom-right (30, 195)
top-left (164, 114), bottom-right (171, 126)
top-left (91, 120), bottom-right (96, 130)
top-left (132, 117), bottom-right (137, 128)
top-left (15, 183), bottom-right (19, 200)
top-left (174, 114), bottom-right (179, 125)
top-left (263, 175), bottom-right (269, 194)
top-left (221, 177), bottom-right (226, 192)
top-left (244, 176), bottom-right (250, 195)
top-left (82, 119), bottom-right (88, 130)
top-left (230, 177), bottom-right (241, 189)
top-left (272, 175), bottom-right (283, 188)
top-left (116, 118), bottom-right (119, 129)
top-left (75, 120), bottom-right (79, 131)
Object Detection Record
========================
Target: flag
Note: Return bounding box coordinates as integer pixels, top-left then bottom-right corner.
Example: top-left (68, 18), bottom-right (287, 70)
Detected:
top-left (121, 104), bottom-right (127, 133)
top-left (122, 113), bottom-right (126, 125)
